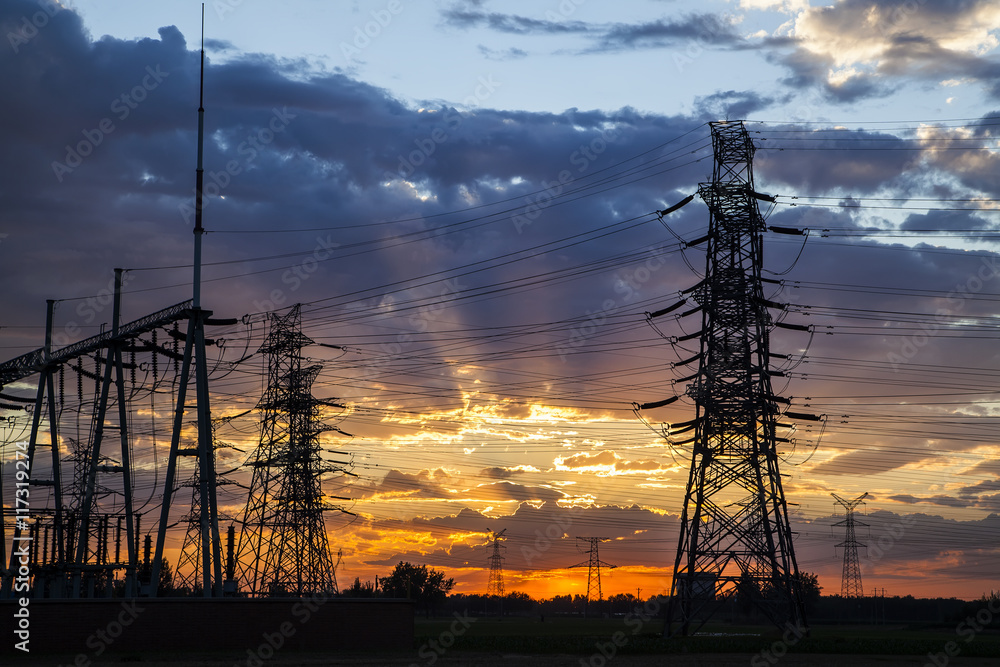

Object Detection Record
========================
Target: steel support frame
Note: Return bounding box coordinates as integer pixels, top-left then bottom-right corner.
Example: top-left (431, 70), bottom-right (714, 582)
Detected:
top-left (667, 121), bottom-right (806, 636)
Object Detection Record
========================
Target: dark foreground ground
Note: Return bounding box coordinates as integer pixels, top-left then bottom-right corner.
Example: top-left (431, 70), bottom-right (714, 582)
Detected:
top-left (10, 616), bottom-right (1000, 666)
top-left (6, 652), bottom-right (1000, 666)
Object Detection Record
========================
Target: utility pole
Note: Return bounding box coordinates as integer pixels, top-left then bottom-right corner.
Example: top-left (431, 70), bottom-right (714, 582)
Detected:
top-left (648, 121), bottom-right (809, 636)
top-left (486, 528), bottom-right (506, 616)
top-left (569, 537), bottom-right (616, 618)
top-left (832, 492), bottom-right (868, 599)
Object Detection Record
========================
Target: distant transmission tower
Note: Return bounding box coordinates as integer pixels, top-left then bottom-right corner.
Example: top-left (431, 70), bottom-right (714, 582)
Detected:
top-left (486, 528), bottom-right (506, 616)
top-left (570, 537), bottom-right (616, 617)
top-left (486, 528), bottom-right (506, 598)
top-left (832, 492), bottom-right (868, 598)
top-left (235, 305), bottom-right (352, 597)
top-left (646, 121), bottom-right (809, 636)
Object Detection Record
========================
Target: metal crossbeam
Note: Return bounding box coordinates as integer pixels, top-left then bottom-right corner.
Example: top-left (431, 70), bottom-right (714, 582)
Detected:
top-left (0, 300), bottom-right (191, 388)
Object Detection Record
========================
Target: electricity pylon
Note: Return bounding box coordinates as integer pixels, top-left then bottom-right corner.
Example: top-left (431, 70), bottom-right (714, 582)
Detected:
top-left (486, 528), bottom-right (506, 598)
top-left (570, 536), bottom-right (616, 618)
top-left (236, 305), bottom-right (351, 597)
top-left (486, 528), bottom-right (506, 616)
top-left (832, 492), bottom-right (868, 598)
top-left (664, 121), bottom-right (807, 635)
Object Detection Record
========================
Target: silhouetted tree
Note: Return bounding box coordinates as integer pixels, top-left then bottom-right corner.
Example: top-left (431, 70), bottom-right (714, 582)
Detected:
top-left (797, 571), bottom-right (822, 605)
top-left (381, 561), bottom-right (455, 616)
top-left (343, 576), bottom-right (377, 598)
top-left (503, 590), bottom-right (535, 614)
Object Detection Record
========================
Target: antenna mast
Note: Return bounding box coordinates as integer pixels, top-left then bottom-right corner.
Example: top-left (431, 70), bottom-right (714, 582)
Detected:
top-left (150, 3), bottom-right (225, 597)
top-left (193, 3), bottom-right (205, 308)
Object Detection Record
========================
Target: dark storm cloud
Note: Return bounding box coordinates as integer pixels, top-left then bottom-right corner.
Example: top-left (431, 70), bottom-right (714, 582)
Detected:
top-left (770, 0), bottom-right (1000, 103)
top-left (900, 209), bottom-right (992, 233)
top-left (4, 0), bottom-right (1000, 436)
top-left (754, 127), bottom-right (918, 193)
top-left (794, 509), bottom-right (1000, 596)
top-left (473, 481), bottom-right (566, 504)
top-left (441, 8), bottom-right (591, 35)
top-left (480, 466), bottom-right (516, 479)
top-left (351, 468), bottom-right (458, 500)
top-left (360, 502), bottom-right (679, 573)
top-left (479, 465), bottom-right (540, 479)
top-left (808, 449), bottom-right (912, 477)
top-left (0, 0), bottom-right (704, 360)
top-left (888, 493), bottom-right (969, 508)
top-left (444, 0), bottom-right (1000, 104)
top-left (771, 48), bottom-right (893, 103)
top-left (441, 4), bottom-right (751, 54)
top-left (589, 14), bottom-right (745, 53)
top-left (693, 90), bottom-right (784, 120)
top-left (477, 44), bottom-right (528, 60)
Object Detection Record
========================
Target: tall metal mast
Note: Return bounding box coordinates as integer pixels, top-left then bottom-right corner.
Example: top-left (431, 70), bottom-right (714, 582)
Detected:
top-left (193, 3), bottom-right (206, 310)
top-left (150, 4), bottom-right (225, 597)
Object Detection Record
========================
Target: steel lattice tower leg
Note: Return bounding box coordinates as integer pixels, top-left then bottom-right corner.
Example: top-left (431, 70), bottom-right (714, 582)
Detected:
top-left (667, 121), bottom-right (806, 636)
top-left (174, 472), bottom-right (204, 593)
top-left (833, 493), bottom-right (868, 598)
top-left (235, 305), bottom-right (342, 597)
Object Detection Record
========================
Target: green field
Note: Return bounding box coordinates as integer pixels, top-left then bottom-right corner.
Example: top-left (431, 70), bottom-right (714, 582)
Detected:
top-left (9, 617), bottom-right (1000, 666)
top-left (414, 615), bottom-right (1000, 659)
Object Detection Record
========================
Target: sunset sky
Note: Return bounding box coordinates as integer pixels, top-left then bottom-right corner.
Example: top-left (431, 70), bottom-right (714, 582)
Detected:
top-left (3, 0), bottom-right (1000, 602)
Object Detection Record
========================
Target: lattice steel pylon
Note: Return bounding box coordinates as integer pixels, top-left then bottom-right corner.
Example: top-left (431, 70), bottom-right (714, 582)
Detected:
top-left (832, 492), bottom-right (868, 598)
top-left (486, 528), bottom-right (506, 598)
top-left (665, 121), bottom-right (807, 636)
top-left (570, 536), bottom-right (616, 617)
top-left (235, 305), bottom-right (350, 597)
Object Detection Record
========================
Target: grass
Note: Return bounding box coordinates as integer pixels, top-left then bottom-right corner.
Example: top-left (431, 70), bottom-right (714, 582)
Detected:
top-left (413, 616), bottom-right (1000, 658)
